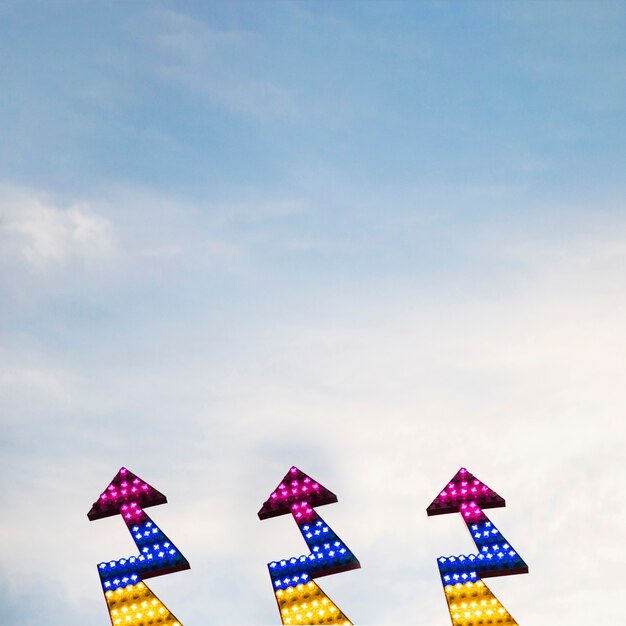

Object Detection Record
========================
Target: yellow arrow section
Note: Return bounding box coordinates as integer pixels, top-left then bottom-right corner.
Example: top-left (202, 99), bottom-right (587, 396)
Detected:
top-left (444, 580), bottom-right (518, 626)
top-left (275, 580), bottom-right (352, 625)
top-left (105, 581), bottom-right (182, 626)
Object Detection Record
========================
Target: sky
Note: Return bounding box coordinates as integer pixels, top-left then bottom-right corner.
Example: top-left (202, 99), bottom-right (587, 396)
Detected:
top-left (0, 1), bottom-right (625, 624)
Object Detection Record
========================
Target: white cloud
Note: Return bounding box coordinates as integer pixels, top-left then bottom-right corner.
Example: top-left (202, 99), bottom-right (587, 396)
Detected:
top-left (0, 365), bottom-right (72, 397)
top-left (149, 10), bottom-right (300, 122)
top-left (140, 243), bottom-right (183, 258)
top-left (0, 186), bottom-right (116, 270)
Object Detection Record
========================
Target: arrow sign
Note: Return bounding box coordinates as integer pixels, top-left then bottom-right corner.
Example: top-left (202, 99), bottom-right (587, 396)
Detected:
top-left (259, 466), bottom-right (360, 625)
top-left (427, 467), bottom-right (528, 626)
top-left (88, 467), bottom-right (190, 626)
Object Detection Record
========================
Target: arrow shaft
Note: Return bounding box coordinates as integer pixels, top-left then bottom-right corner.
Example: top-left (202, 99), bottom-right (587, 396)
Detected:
top-left (98, 503), bottom-right (189, 594)
top-left (437, 502), bottom-right (527, 586)
top-left (269, 502), bottom-right (359, 591)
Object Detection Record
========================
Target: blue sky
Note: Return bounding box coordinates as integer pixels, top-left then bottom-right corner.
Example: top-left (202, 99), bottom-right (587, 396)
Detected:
top-left (1, 1), bottom-right (625, 624)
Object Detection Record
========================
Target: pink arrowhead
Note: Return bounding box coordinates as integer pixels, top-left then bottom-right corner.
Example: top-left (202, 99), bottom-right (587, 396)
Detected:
top-left (258, 466), bottom-right (338, 520)
top-left (426, 467), bottom-right (505, 516)
top-left (87, 467), bottom-right (167, 520)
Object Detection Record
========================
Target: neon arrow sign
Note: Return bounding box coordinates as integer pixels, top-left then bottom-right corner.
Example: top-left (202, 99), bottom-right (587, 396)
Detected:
top-left (427, 467), bottom-right (528, 625)
top-left (259, 466), bottom-right (360, 625)
top-left (87, 467), bottom-right (190, 626)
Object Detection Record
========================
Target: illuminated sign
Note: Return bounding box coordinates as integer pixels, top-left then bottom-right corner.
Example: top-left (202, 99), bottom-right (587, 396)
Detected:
top-left (427, 467), bottom-right (528, 625)
top-left (258, 466), bottom-right (360, 625)
top-left (87, 467), bottom-right (190, 626)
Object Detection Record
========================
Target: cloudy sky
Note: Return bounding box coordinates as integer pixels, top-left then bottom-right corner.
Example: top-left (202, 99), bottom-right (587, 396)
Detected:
top-left (1, 1), bottom-right (625, 624)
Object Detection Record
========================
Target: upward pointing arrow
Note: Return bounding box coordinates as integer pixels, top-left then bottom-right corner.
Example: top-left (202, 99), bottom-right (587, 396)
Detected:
top-left (426, 467), bottom-right (505, 517)
top-left (427, 468), bottom-right (529, 626)
top-left (88, 467), bottom-right (190, 626)
top-left (427, 466), bottom-right (528, 585)
top-left (259, 466), bottom-right (360, 625)
top-left (87, 466), bottom-right (167, 521)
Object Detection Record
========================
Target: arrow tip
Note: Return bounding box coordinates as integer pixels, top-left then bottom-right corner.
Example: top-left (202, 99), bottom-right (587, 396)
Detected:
top-left (87, 467), bottom-right (168, 521)
top-left (426, 467), bottom-right (505, 516)
top-left (258, 466), bottom-right (338, 519)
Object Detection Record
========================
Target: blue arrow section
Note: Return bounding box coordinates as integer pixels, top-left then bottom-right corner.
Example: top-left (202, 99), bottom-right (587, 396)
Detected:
top-left (437, 515), bottom-right (528, 586)
top-left (98, 511), bottom-right (189, 591)
top-left (268, 509), bottom-right (359, 590)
